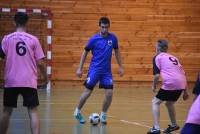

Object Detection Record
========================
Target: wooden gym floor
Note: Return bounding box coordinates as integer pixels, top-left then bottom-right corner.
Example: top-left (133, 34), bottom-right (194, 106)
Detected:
top-left (0, 87), bottom-right (193, 134)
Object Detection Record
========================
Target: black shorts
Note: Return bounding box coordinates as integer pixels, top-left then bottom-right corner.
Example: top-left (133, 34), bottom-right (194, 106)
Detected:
top-left (156, 88), bottom-right (183, 101)
top-left (193, 87), bottom-right (200, 96)
top-left (3, 87), bottom-right (39, 108)
top-left (181, 123), bottom-right (200, 134)
top-left (192, 72), bottom-right (200, 96)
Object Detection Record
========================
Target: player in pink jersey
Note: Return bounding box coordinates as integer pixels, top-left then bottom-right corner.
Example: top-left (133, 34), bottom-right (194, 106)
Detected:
top-left (147, 39), bottom-right (189, 134)
top-left (0, 12), bottom-right (47, 134)
top-left (181, 95), bottom-right (200, 134)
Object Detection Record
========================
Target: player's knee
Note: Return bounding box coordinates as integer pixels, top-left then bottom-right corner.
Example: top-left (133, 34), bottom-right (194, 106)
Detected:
top-left (84, 89), bottom-right (92, 97)
top-left (165, 101), bottom-right (174, 107)
top-left (152, 97), bottom-right (162, 105)
top-left (105, 90), bottom-right (113, 98)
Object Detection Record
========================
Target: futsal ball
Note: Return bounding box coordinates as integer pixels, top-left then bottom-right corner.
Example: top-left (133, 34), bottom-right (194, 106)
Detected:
top-left (89, 113), bottom-right (100, 125)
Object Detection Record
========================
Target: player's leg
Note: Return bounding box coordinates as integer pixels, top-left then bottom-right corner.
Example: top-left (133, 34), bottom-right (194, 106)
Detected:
top-left (28, 107), bottom-right (40, 134)
top-left (146, 97), bottom-right (163, 134)
top-left (147, 89), bottom-right (167, 134)
top-left (165, 101), bottom-right (178, 125)
top-left (163, 90), bottom-right (182, 133)
top-left (99, 73), bottom-right (113, 124)
top-left (76, 88), bottom-right (93, 110)
top-left (0, 87), bottom-right (18, 134)
top-left (74, 88), bottom-right (93, 124)
top-left (152, 97), bottom-right (163, 129)
top-left (100, 89), bottom-right (112, 124)
top-left (102, 89), bottom-right (113, 113)
top-left (0, 107), bottom-right (13, 134)
top-left (74, 73), bottom-right (99, 123)
top-left (22, 87), bottom-right (40, 134)
top-left (74, 88), bottom-right (93, 123)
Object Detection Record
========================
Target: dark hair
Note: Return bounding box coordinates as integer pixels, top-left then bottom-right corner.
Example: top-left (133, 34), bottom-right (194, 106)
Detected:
top-left (14, 12), bottom-right (29, 27)
top-left (99, 17), bottom-right (110, 26)
top-left (157, 39), bottom-right (168, 52)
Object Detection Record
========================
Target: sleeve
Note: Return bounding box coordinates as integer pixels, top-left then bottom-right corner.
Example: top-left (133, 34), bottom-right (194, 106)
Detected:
top-left (84, 37), bottom-right (94, 51)
top-left (153, 56), bottom-right (160, 75)
top-left (193, 72), bottom-right (200, 95)
top-left (0, 37), bottom-right (6, 58)
top-left (34, 38), bottom-right (45, 60)
top-left (113, 35), bottom-right (118, 49)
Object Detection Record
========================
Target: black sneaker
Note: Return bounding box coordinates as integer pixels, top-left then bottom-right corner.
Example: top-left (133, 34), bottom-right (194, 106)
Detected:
top-left (147, 127), bottom-right (161, 134)
top-left (163, 124), bottom-right (180, 133)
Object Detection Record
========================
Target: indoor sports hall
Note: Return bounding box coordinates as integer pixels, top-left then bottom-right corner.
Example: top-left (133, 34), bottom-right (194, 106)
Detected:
top-left (0, 1), bottom-right (200, 134)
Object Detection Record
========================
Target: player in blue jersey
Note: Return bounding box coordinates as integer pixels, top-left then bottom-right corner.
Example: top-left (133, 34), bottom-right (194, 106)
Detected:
top-left (73, 17), bottom-right (124, 124)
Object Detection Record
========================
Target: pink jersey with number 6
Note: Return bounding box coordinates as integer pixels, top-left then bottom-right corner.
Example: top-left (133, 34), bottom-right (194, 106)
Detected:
top-left (1, 32), bottom-right (45, 89)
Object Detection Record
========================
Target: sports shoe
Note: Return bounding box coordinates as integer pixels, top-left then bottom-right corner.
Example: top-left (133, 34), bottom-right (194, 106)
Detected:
top-left (74, 112), bottom-right (86, 124)
top-left (163, 124), bottom-right (180, 133)
top-left (100, 114), bottom-right (107, 124)
top-left (147, 127), bottom-right (161, 134)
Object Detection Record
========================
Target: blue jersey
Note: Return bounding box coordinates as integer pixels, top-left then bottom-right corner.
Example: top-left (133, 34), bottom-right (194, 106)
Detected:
top-left (85, 32), bottom-right (118, 74)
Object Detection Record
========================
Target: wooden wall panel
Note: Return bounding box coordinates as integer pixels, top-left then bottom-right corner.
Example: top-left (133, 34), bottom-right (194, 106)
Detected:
top-left (0, 0), bottom-right (200, 87)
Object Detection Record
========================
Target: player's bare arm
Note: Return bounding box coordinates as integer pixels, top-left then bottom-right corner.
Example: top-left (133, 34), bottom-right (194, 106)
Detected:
top-left (37, 58), bottom-right (47, 84)
top-left (0, 45), bottom-right (5, 60)
top-left (152, 74), bottom-right (160, 92)
top-left (183, 89), bottom-right (189, 101)
top-left (182, 80), bottom-right (189, 101)
top-left (76, 50), bottom-right (89, 78)
top-left (114, 49), bottom-right (124, 77)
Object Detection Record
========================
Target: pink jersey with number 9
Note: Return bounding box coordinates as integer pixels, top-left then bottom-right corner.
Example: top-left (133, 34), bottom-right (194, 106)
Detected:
top-left (154, 52), bottom-right (187, 90)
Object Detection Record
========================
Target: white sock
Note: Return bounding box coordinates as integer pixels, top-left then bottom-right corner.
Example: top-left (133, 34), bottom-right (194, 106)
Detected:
top-left (171, 123), bottom-right (177, 127)
top-left (100, 111), bottom-right (106, 116)
top-left (154, 125), bottom-right (160, 130)
top-left (74, 108), bottom-right (80, 115)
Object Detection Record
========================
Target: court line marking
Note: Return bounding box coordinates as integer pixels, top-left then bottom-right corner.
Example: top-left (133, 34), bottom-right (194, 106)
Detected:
top-left (9, 118), bottom-right (185, 122)
top-left (0, 101), bottom-right (191, 106)
top-left (108, 115), bottom-right (180, 134)
top-left (8, 116), bottom-right (181, 134)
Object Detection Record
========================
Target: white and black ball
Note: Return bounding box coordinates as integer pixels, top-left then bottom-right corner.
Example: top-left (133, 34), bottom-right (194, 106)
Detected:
top-left (89, 113), bottom-right (100, 125)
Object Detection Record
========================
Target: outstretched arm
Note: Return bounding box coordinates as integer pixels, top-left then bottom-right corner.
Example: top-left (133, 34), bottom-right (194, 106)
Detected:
top-left (76, 50), bottom-right (89, 78)
top-left (114, 49), bottom-right (124, 77)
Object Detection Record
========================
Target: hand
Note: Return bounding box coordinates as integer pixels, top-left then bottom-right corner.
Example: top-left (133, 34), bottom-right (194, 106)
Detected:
top-left (183, 90), bottom-right (189, 101)
top-left (37, 76), bottom-right (48, 89)
top-left (37, 82), bottom-right (48, 89)
top-left (118, 66), bottom-right (124, 77)
top-left (76, 68), bottom-right (82, 78)
top-left (151, 86), bottom-right (157, 93)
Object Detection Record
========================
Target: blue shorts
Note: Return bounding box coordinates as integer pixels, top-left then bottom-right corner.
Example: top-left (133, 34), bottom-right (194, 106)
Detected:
top-left (181, 123), bottom-right (200, 134)
top-left (84, 72), bottom-right (113, 90)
